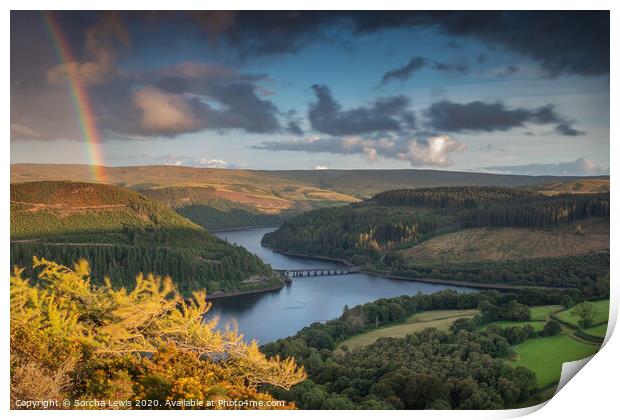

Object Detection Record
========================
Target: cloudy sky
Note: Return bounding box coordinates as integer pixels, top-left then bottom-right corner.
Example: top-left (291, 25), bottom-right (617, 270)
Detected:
top-left (11, 11), bottom-right (610, 175)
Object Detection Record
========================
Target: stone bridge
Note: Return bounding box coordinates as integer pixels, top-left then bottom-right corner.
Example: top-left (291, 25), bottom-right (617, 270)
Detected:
top-left (275, 267), bottom-right (361, 281)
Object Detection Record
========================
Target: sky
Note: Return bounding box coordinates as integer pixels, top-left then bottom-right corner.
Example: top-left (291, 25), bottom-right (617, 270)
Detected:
top-left (10, 11), bottom-right (610, 175)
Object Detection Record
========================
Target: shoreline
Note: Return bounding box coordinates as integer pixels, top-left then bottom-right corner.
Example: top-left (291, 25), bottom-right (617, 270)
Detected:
top-left (263, 244), bottom-right (565, 291)
top-left (206, 281), bottom-right (286, 300)
top-left (261, 243), bottom-right (351, 265)
top-left (210, 224), bottom-right (281, 234)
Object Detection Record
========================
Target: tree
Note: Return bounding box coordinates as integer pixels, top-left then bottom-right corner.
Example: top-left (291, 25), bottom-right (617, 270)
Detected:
top-left (541, 320), bottom-right (562, 336)
top-left (10, 258), bottom-right (306, 409)
top-left (451, 317), bottom-right (476, 332)
top-left (500, 300), bottom-right (531, 321)
top-left (402, 374), bottom-right (449, 409)
top-left (305, 329), bottom-right (336, 350)
top-left (570, 301), bottom-right (597, 329)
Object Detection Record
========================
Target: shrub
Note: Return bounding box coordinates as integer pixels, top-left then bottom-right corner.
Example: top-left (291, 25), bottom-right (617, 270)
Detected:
top-left (10, 258), bottom-right (306, 409)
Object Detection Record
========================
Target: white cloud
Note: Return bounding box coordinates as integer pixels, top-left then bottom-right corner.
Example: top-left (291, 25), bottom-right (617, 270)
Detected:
top-left (255, 134), bottom-right (466, 168)
top-left (123, 153), bottom-right (234, 169)
top-left (198, 158), bottom-right (229, 168)
top-left (482, 157), bottom-right (609, 176)
top-left (403, 135), bottom-right (466, 167)
top-left (133, 86), bottom-right (203, 134)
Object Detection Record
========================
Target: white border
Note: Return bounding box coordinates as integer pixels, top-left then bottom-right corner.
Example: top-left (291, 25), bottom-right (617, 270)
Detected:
top-left (2, 2), bottom-right (617, 419)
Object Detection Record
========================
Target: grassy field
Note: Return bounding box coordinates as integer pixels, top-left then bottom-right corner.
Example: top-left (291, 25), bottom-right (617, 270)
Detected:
top-left (400, 221), bottom-right (609, 264)
top-left (555, 300), bottom-right (610, 327)
top-left (481, 305), bottom-right (562, 332)
top-left (584, 323), bottom-right (608, 338)
top-left (337, 309), bottom-right (479, 351)
top-left (510, 334), bottom-right (600, 388)
top-left (530, 305), bottom-right (564, 321)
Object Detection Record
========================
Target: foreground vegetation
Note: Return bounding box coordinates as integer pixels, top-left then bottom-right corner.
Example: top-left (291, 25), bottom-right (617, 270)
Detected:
top-left (10, 181), bottom-right (281, 294)
top-left (263, 186), bottom-right (609, 291)
top-left (12, 260), bottom-right (605, 410)
top-left (10, 259), bottom-right (306, 409)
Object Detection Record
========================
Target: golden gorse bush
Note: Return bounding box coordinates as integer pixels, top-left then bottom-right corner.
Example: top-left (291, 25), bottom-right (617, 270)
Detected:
top-left (10, 257), bottom-right (306, 409)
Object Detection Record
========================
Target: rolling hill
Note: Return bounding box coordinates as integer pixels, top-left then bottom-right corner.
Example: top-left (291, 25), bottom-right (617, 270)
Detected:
top-left (262, 186), bottom-right (610, 290)
top-left (524, 178), bottom-right (610, 195)
top-left (10, 181), bottom-right (280, 295)
top-left (11, 164), bottom-right (608, 229)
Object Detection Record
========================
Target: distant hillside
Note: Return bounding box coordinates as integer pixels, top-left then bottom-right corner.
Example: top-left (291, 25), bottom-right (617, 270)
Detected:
top-left (10, 181), bottom-right (280, 294)
top-left (263, 186), bottom-right (609, 290)
top-left (264, 169), bottom-right (608, 198)
top-left (11, 164), bottom-right (358, 229)
top-left (139, 186), bottom-right (298, 230)
top-left (527, 178), bottom-right (610, 195)
top-left (11, 164), bottom-right (607, 229)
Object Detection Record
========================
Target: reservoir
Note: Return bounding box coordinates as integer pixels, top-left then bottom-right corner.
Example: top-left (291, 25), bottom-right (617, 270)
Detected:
top-left (210, 227), bottom-right (474, 343)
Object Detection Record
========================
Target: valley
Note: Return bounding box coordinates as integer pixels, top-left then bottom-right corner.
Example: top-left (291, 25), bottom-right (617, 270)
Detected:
top-left (8, 166), bottom-right (611, 411)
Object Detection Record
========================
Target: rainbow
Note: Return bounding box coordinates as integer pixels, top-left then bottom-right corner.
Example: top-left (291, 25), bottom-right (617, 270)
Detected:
top-left (42, 11), bottom-right (107, 183)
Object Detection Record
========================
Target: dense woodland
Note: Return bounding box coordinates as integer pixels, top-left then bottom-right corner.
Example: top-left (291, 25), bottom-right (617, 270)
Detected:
top-left (263, 205), bottom-right (455, 261)
top-left (263, 187), bottom-right (609, 289)
top-left (390, 254), bottom-right (610, 291)
top-left (374, 187), bottom-right (609, 229)
top-left (10, 239), bottom-right (276, 295)
top-left (10, 182), bottom-right (280, 294)
top-left (261, 287), bottom-right (600, 409)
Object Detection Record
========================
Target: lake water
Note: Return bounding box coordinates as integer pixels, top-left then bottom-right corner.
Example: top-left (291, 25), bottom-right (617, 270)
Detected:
top-left (210, 227), bottom-right (474, 343)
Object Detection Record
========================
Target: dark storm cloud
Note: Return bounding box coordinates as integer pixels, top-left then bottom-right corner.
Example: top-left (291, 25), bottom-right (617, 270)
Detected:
top-left (444, 41), bottom-right (461, 49)
top-left (424, 101), bottom-right (584, 136)
top-left (285, 121), bottom-right (304, 136)
top-left (554, 122), bottom-right (585, 137)
top-left (184, 11), bottom-right (608, 77)
top-left (496, 65), bottom-right (519, 78)
top-left (380, 56), bottom-right (468, 85)
top-left (12, 63), bottom-right (283, 140)
top-left (352, 11), bottom-right (609, 77)
top-left (10, 10), bottom-right (607, 143)
top-left (308, 84), bottom-right (415, 136)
